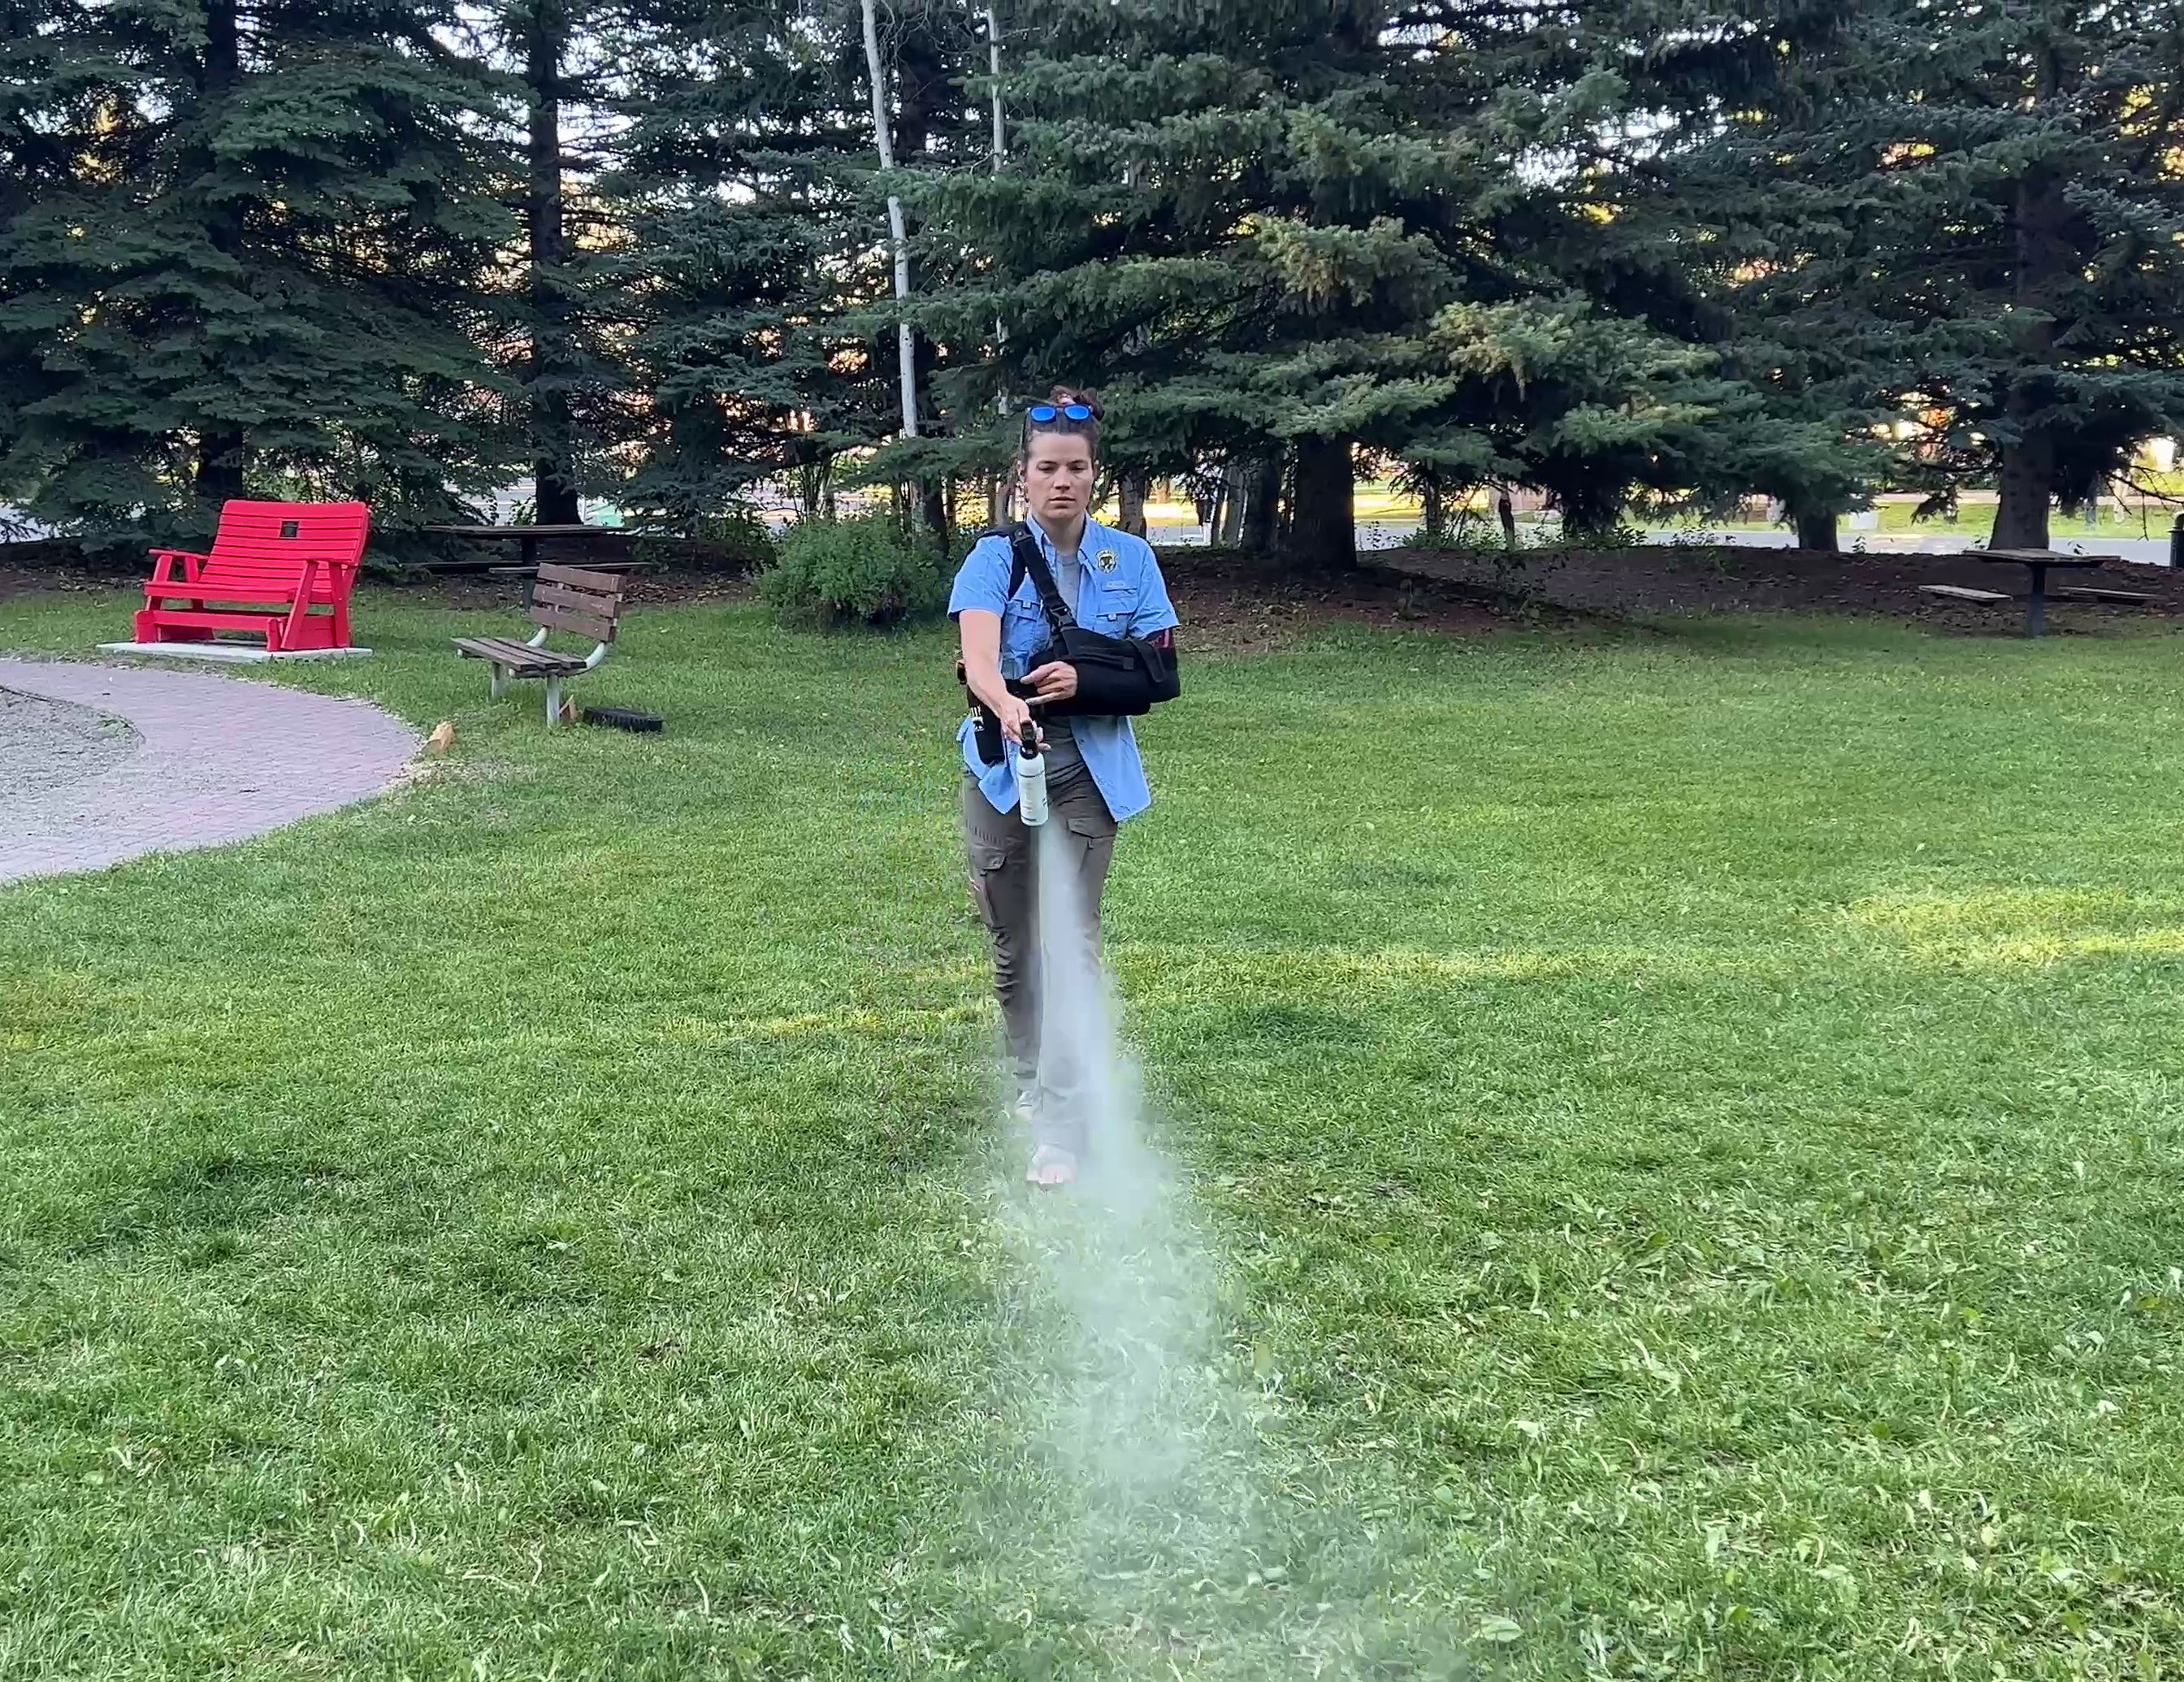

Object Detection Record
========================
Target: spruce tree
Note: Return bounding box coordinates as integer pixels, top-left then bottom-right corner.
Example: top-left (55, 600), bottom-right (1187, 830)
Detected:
top-left (0, 0), bottom-right (519, 543)
top-left (916, 0), bottom-right (1838, 563)
top-left (1682, 0), bottom-right (2184, 549)
top-left (608, 0), bottom-right (986, 531)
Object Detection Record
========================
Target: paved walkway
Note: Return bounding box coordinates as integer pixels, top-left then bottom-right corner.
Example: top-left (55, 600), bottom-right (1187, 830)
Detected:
top-left (0, 658), bottom-right (417, 887)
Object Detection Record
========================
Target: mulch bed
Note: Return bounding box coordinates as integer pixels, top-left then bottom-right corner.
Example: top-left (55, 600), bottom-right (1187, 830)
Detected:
top-left (1367, 543), bottom-right (2184, 635)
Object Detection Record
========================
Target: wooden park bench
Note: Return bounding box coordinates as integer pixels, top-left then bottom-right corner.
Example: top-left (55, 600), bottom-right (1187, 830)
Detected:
top-left (453, 563), bottom-right (627, 725)
top-left (1917, 583), bottom-right (2013, 605)
top-left (2051, 586), bottom-right (2155, 606)
top-left (134, 500), bottom-right (370, 652)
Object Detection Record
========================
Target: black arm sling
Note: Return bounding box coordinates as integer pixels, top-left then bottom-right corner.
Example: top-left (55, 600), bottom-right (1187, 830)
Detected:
top-left (1001, 522), bottom-right (1181, 717)
top-left (963, 523), bottom-right (1181, 765)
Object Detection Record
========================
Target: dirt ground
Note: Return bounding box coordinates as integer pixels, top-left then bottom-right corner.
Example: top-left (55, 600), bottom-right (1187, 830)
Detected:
top-left (6, 539), bottom-right (2177, 652)
top-left (1366, 542), bottom-right (2184, 638)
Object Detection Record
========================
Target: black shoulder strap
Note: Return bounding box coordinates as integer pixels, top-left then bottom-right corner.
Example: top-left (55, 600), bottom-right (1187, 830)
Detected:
top-left (1008, 522), bottom-right (1077, 631)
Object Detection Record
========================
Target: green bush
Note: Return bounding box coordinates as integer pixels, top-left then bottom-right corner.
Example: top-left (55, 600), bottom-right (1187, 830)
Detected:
top-left (687, 504), bottom-right (780, 574)
top-left (759, 514), bottom-right (948, 628)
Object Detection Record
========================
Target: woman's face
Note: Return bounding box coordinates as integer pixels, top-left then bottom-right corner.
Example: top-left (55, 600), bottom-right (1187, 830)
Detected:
top-left (1022, 430), bottom-right (1095, 530)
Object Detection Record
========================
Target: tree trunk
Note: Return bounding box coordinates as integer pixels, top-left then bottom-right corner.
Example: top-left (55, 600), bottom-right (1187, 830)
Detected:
top-left (526, 0), bottom-right (580, 526)
top-left (1993, 172), bottom-right (2073, 552)
top-left (1242, 454), bottom-right (1280, 553)
top-left (192, 0), bottom-right (246, 507)
top-left (1550, 475), bottom-right (1625, 547)
top-left (1420, 480), bottom-right (1444, 543)
top-left (193, 434), bottom-right (245, 505)
top-left (800, 458), bottom-right (830, 516)
top-left (1993, 433), bottom-right (2056, 549)
top-left (1288, 436), bottom-right (1355, 570)
top-left (912, 334), bottom-right (947, 545)
top-left (859, 0), bottom-right (917, 439)
top-left (1118, 473), bottom-right (1148, 537)
top-left (1216, 461), bottom-right (1246, 545)
top-left (922, 481), bottom-right (948, 551)
top-left (987, 472), bottom-right (1009, 528)
top-left (1498, 488), bottom-right (1518, 549)
top-left (1795, 509), bottom-right (1840, 552)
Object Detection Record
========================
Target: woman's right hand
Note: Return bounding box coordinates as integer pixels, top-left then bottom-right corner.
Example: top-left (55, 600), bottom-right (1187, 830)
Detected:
top-left (999, 693), bottom-right (1040, 750)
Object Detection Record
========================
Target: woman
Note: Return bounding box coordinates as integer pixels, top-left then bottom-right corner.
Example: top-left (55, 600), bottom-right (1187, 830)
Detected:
top-left (948, 390), bottom-right (1179, 1187)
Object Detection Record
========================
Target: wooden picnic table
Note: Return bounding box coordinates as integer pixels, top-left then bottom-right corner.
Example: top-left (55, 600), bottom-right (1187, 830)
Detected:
top-left (1975, 548), bottom-right (2117, 638)
top-left (418, 525), bottom-right (661, 601)
top-left (421, 523), bottom-right (613, 570)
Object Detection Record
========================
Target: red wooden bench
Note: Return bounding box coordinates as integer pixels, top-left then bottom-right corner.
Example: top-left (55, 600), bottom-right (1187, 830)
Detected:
top-left (135, 500), bottom-right (370, 653)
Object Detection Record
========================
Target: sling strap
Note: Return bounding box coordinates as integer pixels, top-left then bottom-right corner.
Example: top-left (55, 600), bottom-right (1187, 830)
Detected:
top-left (1006, 522), bottom-right (1077, 631)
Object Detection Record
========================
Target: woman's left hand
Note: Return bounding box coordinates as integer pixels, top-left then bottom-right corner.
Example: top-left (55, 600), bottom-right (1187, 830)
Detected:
top-left (1025, 661), bottom-right (1078, 704)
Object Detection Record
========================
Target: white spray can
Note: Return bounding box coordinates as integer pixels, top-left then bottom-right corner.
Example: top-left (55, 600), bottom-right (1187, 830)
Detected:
top-left (1016, 725), bottom-right (1049, 827)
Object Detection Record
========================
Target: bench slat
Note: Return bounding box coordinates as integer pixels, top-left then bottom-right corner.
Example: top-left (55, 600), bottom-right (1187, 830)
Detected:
top-left (139, 609), bottom-right (286, 626)
top-left (1918, 584), bottom-right (2013, 604)
top-left (537, 562), bottom-right (629, 594)
top-left (150, 580), bottom-right (340, 600)
top-left (453, 636), bottom-right (585, 674)
top-left (526, 602), bottom-right (618, 643)
top-left (530, 579), bottom-right (623, 616)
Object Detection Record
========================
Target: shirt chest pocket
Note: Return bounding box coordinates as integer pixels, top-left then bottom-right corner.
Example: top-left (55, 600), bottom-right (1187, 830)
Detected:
top-left (1000, 597), bottom-right (1050, 670)
top-left (1080, 582), bottom-right (1139, 635)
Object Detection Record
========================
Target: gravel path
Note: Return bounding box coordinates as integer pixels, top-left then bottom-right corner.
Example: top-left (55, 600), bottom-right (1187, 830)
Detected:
top-left (0, 659), bottom-right (417, 887)
top-left (0, 687), bottom-right (141, 801)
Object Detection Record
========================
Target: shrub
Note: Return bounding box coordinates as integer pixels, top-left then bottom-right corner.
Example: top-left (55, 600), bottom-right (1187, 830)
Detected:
top-left (758, 513), bottom-right (948, 628)
top-left (689, 505), bottom-right (780, 574)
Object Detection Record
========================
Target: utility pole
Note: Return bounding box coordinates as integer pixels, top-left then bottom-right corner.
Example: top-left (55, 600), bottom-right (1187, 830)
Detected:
top-left (860, 0), bottom-right (917, 437)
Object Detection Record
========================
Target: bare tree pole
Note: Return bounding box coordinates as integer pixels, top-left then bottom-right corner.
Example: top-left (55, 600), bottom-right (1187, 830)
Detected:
top-left (860, 0), bottom-right (917, 437)
top-left (986, 0), bottom-right (1011, 527)
top-left (986, 1), bottom-right (1008, 417)
top-left (986, 2), bottom-right (1003, 168)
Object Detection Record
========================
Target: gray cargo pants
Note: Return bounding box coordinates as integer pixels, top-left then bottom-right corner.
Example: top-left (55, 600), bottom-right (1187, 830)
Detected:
top-left (962, 768), bottom-right (1118, 1155)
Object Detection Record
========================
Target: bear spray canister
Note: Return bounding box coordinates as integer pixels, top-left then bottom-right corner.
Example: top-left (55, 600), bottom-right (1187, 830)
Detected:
top-left (1015, 725), bottom-right (1050, 827)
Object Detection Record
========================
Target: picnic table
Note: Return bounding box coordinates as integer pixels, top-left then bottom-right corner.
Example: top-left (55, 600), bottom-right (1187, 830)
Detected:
top-left (418, 524), bottom-right (659, 601)
top-left (1976, 548), bottom-right (2117, 637)
top-left (421, 522), bottom-right (603, 570)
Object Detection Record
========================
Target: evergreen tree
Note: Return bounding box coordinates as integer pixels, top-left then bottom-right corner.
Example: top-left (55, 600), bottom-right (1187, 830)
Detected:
top-left (1683, 0), bottom-right (2184, 548)
top-left (0, 0), bottom-right (519, 542)
top-left (493, 0), bottom-right (638, 526)
top-left (609, 0), bottom-right (986, 532)
top-left (606, 0), bottom-right (884, 522)
top-left (913, 0), bottom-right (1851, 562)
top-left (0, 0), bottom-right (64, 509)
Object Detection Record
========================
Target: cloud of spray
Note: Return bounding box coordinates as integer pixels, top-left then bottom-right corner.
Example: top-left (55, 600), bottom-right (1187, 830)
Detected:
top-left (978, 821), bottom-right (1471, 1680)
top-left (1018, 819), bottom-right (1237, 1541)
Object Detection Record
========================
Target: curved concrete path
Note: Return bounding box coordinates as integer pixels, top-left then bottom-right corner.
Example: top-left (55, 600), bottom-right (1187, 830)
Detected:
top-left (0, 659), bottom-right (417, 887)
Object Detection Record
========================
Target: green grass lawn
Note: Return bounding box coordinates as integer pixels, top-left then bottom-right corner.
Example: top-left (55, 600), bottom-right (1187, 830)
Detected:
top-left (3, 587), bottom-right (2182, 1680)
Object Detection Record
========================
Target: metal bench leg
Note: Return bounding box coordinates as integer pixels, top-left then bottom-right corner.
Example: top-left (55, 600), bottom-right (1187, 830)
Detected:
top-left (545, 675), bottom-right (562, 726)
top-left (490, 664), bottom-right (506, 701)
top-left (2026, 563), bottom-right (2048, 637)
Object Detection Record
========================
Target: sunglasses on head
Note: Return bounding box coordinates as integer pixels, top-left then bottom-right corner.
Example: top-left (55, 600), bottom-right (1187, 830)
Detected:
top-left (1026, 402), bottom-right (1097, 423)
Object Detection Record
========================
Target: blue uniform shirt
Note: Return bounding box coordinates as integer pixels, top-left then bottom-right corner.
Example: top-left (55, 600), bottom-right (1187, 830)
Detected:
top-left (947, 518), bottom-right (1179, 823)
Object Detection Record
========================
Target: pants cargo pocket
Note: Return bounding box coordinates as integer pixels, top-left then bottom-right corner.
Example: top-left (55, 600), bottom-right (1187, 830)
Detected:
top-left (968, 845), bottom-right (1010, 930)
